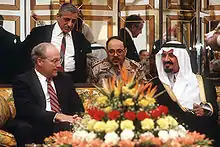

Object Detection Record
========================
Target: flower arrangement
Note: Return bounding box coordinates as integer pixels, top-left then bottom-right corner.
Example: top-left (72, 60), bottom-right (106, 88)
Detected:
top-left (44, 67), bottom-right (212, 146)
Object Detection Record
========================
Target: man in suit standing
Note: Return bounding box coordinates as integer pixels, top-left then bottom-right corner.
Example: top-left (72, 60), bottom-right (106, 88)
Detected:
top-left (20, 3), bottom-right (90, 83)
top-left (10, 42), bottom-right (84, 146)
top-left (0, 15), bottom-right (20, 83)
top-left (119, 14), bottom-right (144, 62)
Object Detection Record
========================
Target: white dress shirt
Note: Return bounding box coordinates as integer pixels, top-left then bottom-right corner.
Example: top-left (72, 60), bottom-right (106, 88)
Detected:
top-left (167, 73), bottom-right (178, 90)
top-left (51, 23), bottom-right (75, 72)
top-left (35, 69), bottom-right (57, 111)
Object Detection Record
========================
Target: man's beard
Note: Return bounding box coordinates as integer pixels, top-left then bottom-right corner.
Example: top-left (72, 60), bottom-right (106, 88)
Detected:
top-left (164, 68), bottom-right (173, 73)
top-left (163, 61), bottom-right (173, 73)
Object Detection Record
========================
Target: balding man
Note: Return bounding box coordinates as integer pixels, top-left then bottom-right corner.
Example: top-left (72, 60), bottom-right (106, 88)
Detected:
top-left (11, 43), bottom-right (84, 146)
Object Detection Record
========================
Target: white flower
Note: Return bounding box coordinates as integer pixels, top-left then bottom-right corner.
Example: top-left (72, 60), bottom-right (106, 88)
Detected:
top-left (169, 129), bottom-right (179, 139)
top-left (72, 130), bottom-right (88, 141)
top-left (158, 130), bottom-right (170, 142)
top-left (140, 132), bottom-right (154, 138)
top-left (85, 131), bottom-right (97, 142)
top-left (120, 129), bottom-right (134, 140)
top-left (104, 132), bottom-right (120, 145)
top-left (175, 125), bottom-right (187, 137)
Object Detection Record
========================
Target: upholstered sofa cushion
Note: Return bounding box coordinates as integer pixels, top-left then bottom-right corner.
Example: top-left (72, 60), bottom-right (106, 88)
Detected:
top-left (0, 88), bottom-right (16, 146)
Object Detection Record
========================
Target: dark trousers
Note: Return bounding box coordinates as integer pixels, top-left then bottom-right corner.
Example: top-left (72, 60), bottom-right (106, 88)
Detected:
top-left (4, 119), bottom-right (72, 147)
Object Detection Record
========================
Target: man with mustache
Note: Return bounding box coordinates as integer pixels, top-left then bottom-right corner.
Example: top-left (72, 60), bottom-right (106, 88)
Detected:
top-left (152, 41), bottom-right (218, 145)
top-left (89, 36), bottom-right (146, 85)
top-left (19, 3), bottom-right (90, 83)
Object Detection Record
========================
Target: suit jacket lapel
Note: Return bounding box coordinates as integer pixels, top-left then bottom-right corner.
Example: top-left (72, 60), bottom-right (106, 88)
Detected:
top-left (31, 70), bottom-right (46, 107)
top-left (71, 31), bottom-right (79, 68)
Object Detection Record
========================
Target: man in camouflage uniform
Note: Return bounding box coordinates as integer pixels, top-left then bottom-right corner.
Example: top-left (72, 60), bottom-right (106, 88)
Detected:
top-left (89, 36), bottom-right (147, 85)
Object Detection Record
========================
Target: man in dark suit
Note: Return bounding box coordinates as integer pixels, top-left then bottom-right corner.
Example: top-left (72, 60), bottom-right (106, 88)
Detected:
top-left (20, 3), bottom-right (90, 83)
top-left (8, 42), bottom-right (84, 146)
top-left (119, 14), bottom-right (144, 62)
top-left (0, 14), bottom-right (20, 83)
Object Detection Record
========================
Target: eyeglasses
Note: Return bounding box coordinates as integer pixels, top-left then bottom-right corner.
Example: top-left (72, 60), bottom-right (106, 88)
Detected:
top-left (108, 49), bottom-right (124, 56)
top-left (44, 58), bottom-right (61, 65)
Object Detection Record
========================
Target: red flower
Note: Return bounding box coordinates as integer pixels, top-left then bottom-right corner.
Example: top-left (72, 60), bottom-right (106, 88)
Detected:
top-left (150, 109), bottom-right (161, 118)
top-left (87, 107), bottom-right (98, 118)
top-left (158, 105), bottom-right (169, 115)
top-left (108, 110), bottom-right (120, 120)
top-left (93, 110), bottom-right (105, 121)
top-left (87, 108), bottom-right (105, 121)
top-left (137, 111), bottom-right (150, 121)
top-left (124, 111), bottom-right (136, 120)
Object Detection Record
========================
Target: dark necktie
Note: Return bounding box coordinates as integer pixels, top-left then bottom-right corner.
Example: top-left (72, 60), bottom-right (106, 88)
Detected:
top-left (46, 78), bottom-right (61, 113)
top-left (60, 33), bottom-right (66, 72)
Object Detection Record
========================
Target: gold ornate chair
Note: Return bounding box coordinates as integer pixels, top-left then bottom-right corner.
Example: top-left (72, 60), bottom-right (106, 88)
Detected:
top-left (0, 88), bottom-right (16, 146)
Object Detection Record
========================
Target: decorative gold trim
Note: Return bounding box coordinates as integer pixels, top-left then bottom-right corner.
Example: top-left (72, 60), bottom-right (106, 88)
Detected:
top-left (119, 0), bottom-right (154, 11)
top-left (166, 15), bottom-right (194, 47)
top-left (196, 75), bottom-right (214, 115)
top-left (31, 0), bottom-right (113, 10)
top-left (162, 83), bottom-right (187, 112)
top-left (0, 0), bottom-right (20, 10)
top-left (196, 75), bottom-right (206, 103)
top-left (2, 15), bottom-right (20, 36)
top-left (78, 0), bottom-right (113, 10)
top-left (30, 15), bottom-right (57, 30)
top-left (31, 0), bottom-right (61, 10)
top-left (167, 0), bottom-right (194, 10)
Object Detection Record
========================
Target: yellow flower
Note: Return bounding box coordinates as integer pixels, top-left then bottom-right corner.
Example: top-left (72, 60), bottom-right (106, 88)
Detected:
top-left (93, 121), bottom-right (106, 132)
top-left (157, 118), bottom-right (169, 130)
top-left (114, 87), bottom-right (120, 97)
top-left (120, 120), bottom-right (135, 130)
top-left (104, 106), bottom-right (112, 113)
top-left (96, 96), bottom-right (108, 106)
top-left (145, 97), bottom-right (156, 105)
top-left (123, 98), bottom-right (134, 106)
top-left (166, 116), bottom-right (178, 127)
top-left (105, 120), bottom-right (119, 133)
top-left (138, 99), bottom-right (149, 107)
top-left (122, 87), bottom-right (135, 96)
top-left (87, 119), bottom-right (97, 131)
top-left (138, 97), bottom-right (156, 107)
top-left (141, 118), bottom-right (155, 130)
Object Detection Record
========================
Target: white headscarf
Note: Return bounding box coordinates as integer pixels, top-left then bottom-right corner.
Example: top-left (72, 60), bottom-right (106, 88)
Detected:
top-left (156, 41), bottom-right (201, 109)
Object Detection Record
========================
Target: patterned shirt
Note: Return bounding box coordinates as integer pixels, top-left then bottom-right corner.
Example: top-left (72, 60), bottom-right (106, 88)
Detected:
top-left (89, 58), bottom-right (147, 85)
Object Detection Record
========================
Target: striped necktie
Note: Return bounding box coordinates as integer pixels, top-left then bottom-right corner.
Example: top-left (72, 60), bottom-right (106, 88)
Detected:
top-left (60, 33), bottom-right (66, 72)
top-left (46, 78), bottom-right (61, 113)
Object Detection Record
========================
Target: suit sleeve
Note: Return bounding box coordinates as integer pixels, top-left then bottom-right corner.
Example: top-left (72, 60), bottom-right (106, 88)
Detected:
top-left (203, 78), bottom-right (218, 120)
top-left (60, 73), bottom-right (85, 114)
top-left (13, 76), bottom-right (56, 127)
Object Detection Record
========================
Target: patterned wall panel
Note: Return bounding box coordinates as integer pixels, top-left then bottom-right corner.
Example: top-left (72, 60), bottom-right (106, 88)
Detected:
top-left (2, 15), bottom-right (20, 36)
top-left (0, 0), bottom-right (20, 10)
top-left (167, 0), bottom-right (194, 10)
top-left (166, 15), bottom-right (195, 48)
top-left (204, 0), bottom-right (220, 10)
top-left (30, 15), bottom-right (113, 45)
top-left (119, 0), bottom-right (154, 11)
top-left (79, 0), bottom-right (113, 10)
